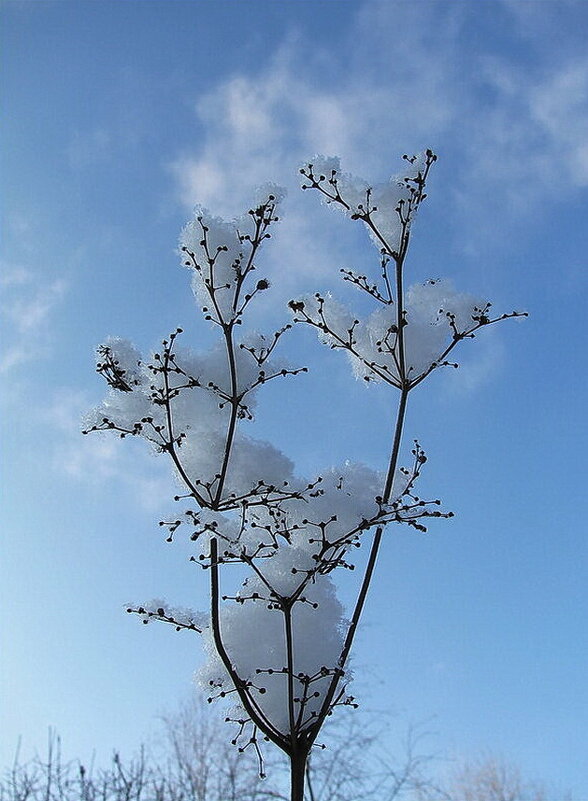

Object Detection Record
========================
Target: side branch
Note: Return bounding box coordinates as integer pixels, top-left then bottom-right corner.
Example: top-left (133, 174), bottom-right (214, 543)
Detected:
top-left (209, 538), bottom-right (288, 752)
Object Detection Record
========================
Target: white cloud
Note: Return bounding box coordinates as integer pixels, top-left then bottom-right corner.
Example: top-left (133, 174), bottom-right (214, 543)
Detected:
top-left (529, 59), bottom-right (588, 186)
top-left (0, 264), bottom-right (31, 287)
top-left (0, 263), bottom-right (68, 374)
top-left (169, 12), bottom-right (459, 217)
top-left (170, 0), bottom-right (588, 244)
top-left (47, 388), bottom-right (176, 514)
top-left (167, 9), bottom-right (464, 320)
top-left (164, 0), bottom-right (587, 392)
top-left (446, 332), bottom-right (506, 396)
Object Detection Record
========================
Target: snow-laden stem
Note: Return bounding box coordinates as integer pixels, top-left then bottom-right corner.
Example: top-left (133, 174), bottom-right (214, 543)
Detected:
top-left (211, 537), bottom-right (314, 799)
top-left (211, 201), bottom-right (279, 506)
top-left (392, 237), bottom-right (409, 386)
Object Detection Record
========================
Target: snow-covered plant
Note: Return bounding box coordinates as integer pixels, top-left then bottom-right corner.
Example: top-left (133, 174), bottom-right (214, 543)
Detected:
top-left (84, 151), bottom-right (525, 801)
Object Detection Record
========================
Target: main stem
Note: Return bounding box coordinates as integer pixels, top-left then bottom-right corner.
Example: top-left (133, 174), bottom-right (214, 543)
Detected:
top-left (290, 751), bottom-right (307, 801)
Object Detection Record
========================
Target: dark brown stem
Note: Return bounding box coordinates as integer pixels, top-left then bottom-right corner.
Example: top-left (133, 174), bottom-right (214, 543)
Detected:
top-left (305, 174), bottom-right (416, 743)
top-left (382, 386), bottom-right (409, 503)
top-left (394, 243), bottom-right (408, 385)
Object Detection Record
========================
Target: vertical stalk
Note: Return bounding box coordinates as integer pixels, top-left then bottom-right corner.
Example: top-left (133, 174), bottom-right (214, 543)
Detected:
top-left (290, 752), bottom-right (307, 801)
top-left (394, 238), bottom-right (408, 384)
top-left (213, 324), bottom-right (240, 506)
top-left (160, 344), bottom-right (208, 507)
top-left (212, 200), bottom-right (276, 507)
top-left (283, 604), bottom-right (297, 745)
top-left (382, 384), bottom-right (409, 504)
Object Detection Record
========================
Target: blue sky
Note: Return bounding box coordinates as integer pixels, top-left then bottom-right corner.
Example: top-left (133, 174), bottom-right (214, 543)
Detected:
top-left (2, 0), bottom-right (587, 795)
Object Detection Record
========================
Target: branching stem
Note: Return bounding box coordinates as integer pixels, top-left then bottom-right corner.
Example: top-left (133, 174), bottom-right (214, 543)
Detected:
top-left (161, 344), bottom-right (209, 508)
top-left (210, 538), bottom-right (286, 751)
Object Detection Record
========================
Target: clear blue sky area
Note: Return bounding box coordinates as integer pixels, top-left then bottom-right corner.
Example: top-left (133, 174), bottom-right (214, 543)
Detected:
top-left (2, 0), bottom-right (587, 796)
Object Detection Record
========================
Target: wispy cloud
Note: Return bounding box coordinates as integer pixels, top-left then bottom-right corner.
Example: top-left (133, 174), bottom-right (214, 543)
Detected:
top-left (453, 51), bottom-right (588, 237)
top-left (47, 388), bottom-right (176, 514)
top-left (169, 13), bottom-right (460, 216)
top-left (164, 0), bottom-right (587, 392)
top-left (0, 263), bottom-right (68, 374)
top-left (168, 10), bottom-right (463, 319)
top-left (529, 59), bottom-right (588, 186)
top-left (170, 1), bottom-right (588, 245)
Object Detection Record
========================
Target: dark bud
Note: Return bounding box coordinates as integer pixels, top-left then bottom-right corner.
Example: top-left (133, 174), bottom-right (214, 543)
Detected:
top-left (256, 279), bottom-right (270, 291)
